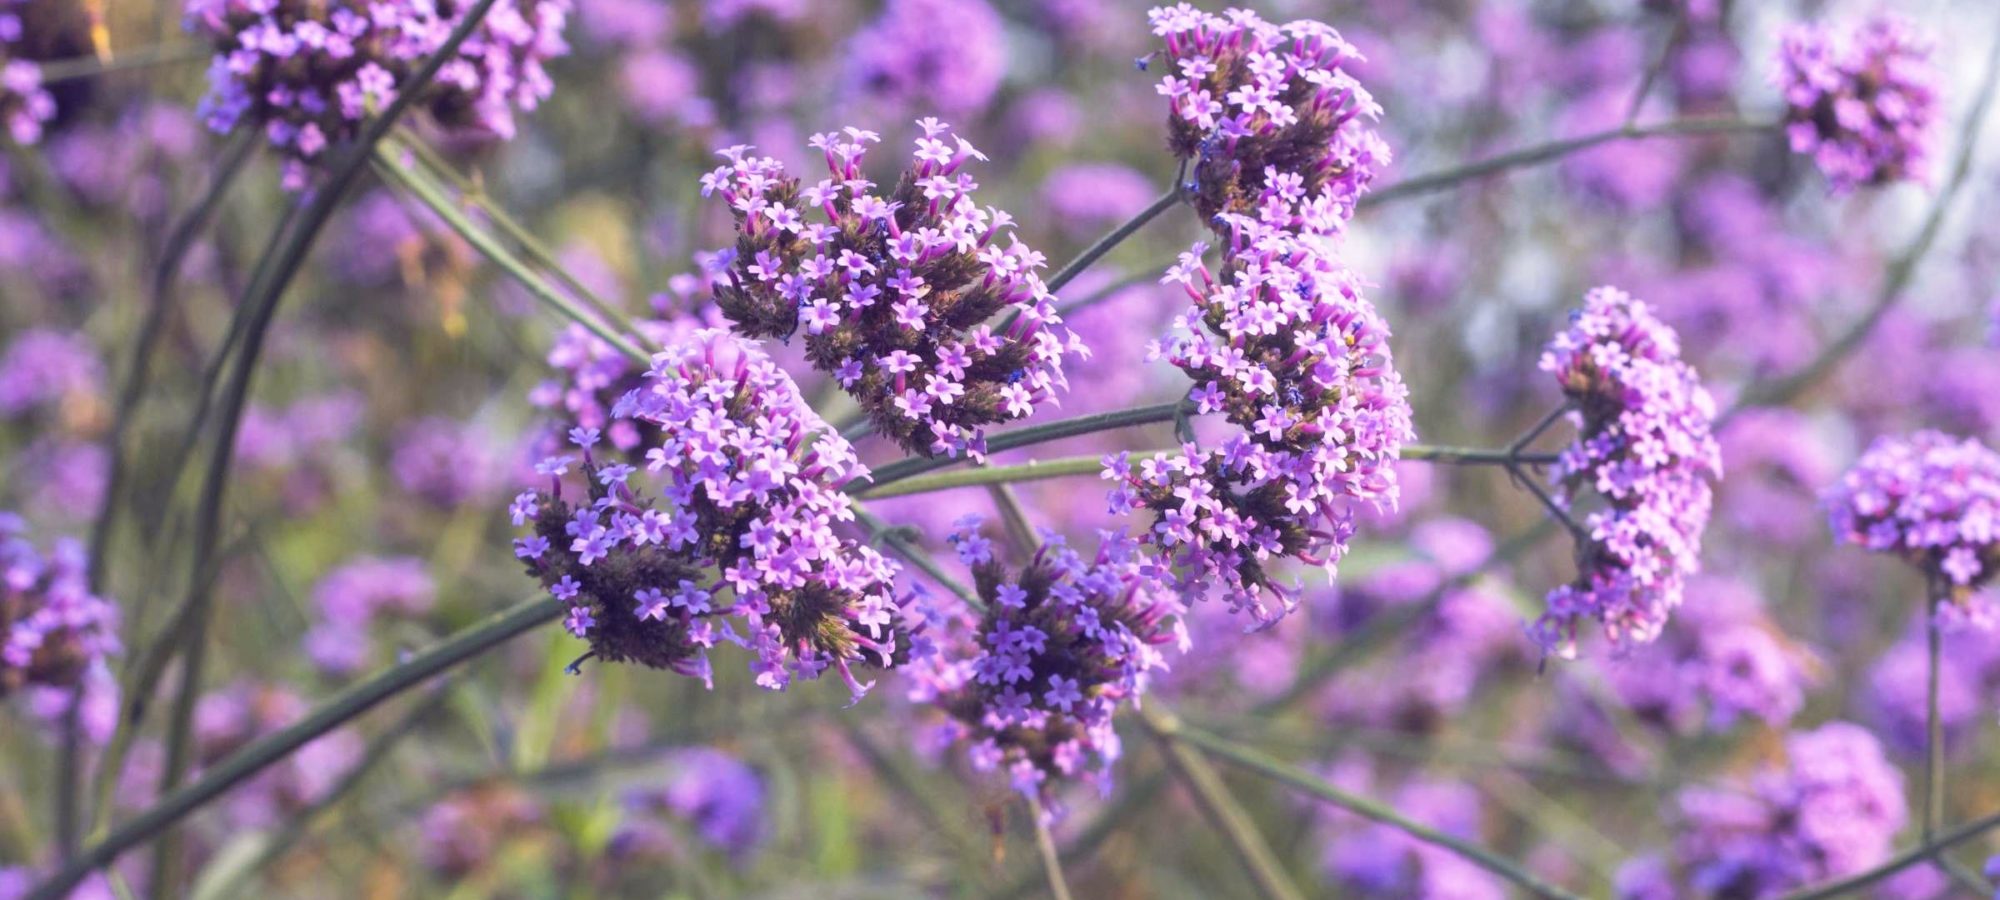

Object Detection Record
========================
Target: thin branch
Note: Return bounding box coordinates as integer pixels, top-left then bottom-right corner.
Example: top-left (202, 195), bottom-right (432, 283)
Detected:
top-left (851, 506), bottom-right (981, 611)
top-left (1168, 720), bottom-right (1584, 900)
top-left (26, 596), bottom-right (561, 900)
top-left (1027, 795), bottom-right (1076, 900)
top-left (1778, 809), bottom-right (2000, 900)
top-left (33, 44), bottom-right (208, 83)
top-left (1358, 116), bottom-right (1776, 209)
top-left (855, 400), bottom-right (1190, 494)
top-left (1047, 188), bottom-right (1182, 293)
top-left (1137, 708), bottom-right (1305, 900)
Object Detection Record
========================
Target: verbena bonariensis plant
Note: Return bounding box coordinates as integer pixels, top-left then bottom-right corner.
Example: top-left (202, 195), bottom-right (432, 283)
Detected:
top-left (16, 1), bottom-right (2000, 898)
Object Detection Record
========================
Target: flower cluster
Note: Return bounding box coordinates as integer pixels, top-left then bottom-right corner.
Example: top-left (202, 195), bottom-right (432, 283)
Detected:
top-left (1, 513), bottom-right (119, 699)
top-left (1776, 14), bottom-right (1942, 193)
top-left (514, 330), bottom-right (911, 701)
top-left (1109, 212), bottom-right (1412, 625)
top-left (1315, 759), bottom-right (1504, 899)
top-left (184, 0), bottom-right (573, 191)
top-left (611, 748), bottom-right (768, 866)
top-left (908, 521), bottom-right (1183, 805)
top-left (189, 682), bottom-right (364, 829)
top-left (1147, 4), bottom-right (1390, 231)
top-left (1603, 576), bottom-right (1817, 734)
top-left (391, 416), bottom-right (505, 508)
top-left (703, 120), bottom-right (1081, 459)
top-left (302, 556), bottom-right (435, 675)
top-left (1825, 430), bottom-right (2000, 607)
top-left (0, 2), bottom-right (55, 146)
top-left (845, 0), bottom-right (1005, 116)
top-left (0, 328), bottom-right (103, 421)
top-left (1650, 722), bottom-right (1905, 896)
top-left (1533, 286), bottom-right (1721, 658)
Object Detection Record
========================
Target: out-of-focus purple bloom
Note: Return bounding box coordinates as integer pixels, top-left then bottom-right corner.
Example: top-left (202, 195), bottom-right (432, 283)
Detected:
top-left (1864, 621), bottom-right (1990, 759)
top-left (704, 121), bottom-right (1081, 460)
top-left (1, 514), bottom-right (119, 700)
top-left (618, 50), bottom-right (713, 128)
top-left (1315, 758), bottom-right (1505, 899)
top-left (1040, 163), bottom-right (1158, 235)
top-left (518, 329), bottom-right (913, 702)
top-left (1532, 287), bottom-right (1721, 658)
top-left (0, 11), bottom-right (55, 146)
top-left (909, 522), bottom-right (1182, 808)
top-left (185, 0), bottom-right (573, 191)
top-left (303, 556), bottom-right (435, 675)
top-left (1776, 14), bottom-right (1942, 193)
top-left (417, 786), bottom-right (544, 878)
top-left (1148, 3), bottom-right (1389, 232)
top-left (613, 748), bottom-right (768, 865)
top-left (1825, 431), bottom-right (2000, 609)
top-left (0, 328), bottom-right (102, 419)
top-left (185, 681), bottom-right (366, 830)
top-left (392, 416), bottom-right (505, 508)
top-left (845, 0), bottom-right (1005, 116)
top-left (1716, 410), bottom-right (1838, 549)
top-left (1602, 575), bottom-right (1817, 733)
top-left (1662, 722), bottom-right (1905, 896)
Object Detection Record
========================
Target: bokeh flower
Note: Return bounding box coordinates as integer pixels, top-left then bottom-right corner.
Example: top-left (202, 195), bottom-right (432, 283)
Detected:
top-left (1776, 14), bottom-right (1942, 193)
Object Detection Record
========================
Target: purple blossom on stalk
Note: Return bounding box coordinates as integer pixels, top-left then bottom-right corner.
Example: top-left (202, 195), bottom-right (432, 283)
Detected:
top-left (1316, 759), bottom-right (1505, 900)
top-left (0, 44), bottom-right (54, 146)
top-left (516, 329), bottom-right (914, 702)
top-left (302, 556), bottom-right (435, 675)
top-left (1601, 576), bottom-right (1817, 734)
top-left (1532, 287), bottom-right (1721, 659)
top-left (611, 748), bottom-right (768, 866)
top-left (1776, 14), bottom-right (1942, 194)
top-left (845, 0), bottom-right (1006, 116)
top-left (907, 521), bottom-right (1184, 808)
top-left (183, 0), bottom-right (573, 191)
top-left (1108, 212), bottom-right (1412, 625)
top-left (0, 513), bottom-right (120, 700)
top-left (391, 416), bottom-right (505, 508)
top-left (189, 682), bottom-right (365, 829)
top-left (0, 328), bottom-right (103, 420)
top-left (703, 121), bottom-right (1081, 460)
top-left (1147, 4), bottom-right (1390, 233)
top-left (1656, 722), bottom-right (1905, 896)
top-left (1825, 430), bottom-right (2000, 615)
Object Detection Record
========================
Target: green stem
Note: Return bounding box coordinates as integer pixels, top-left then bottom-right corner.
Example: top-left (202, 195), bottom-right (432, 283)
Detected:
top-left (856, 400), bottom-right (1190, 494)
top-left (1168, 720), bottom-right (1583, 900)
top-left (1358, 116), bottom-right (1775, 209)
top-left (1137, 708), bottom-right (1304, 900)
top-left (1777, 809), bottom-right (2000, 900)
top-left (850, 506), bottom-right (980, 611)
top-left (1047, 188), bottom-right (1182, 293)
top-left (373, 142), bottom-right (652, 366)
top-left (34, 44), bottom-right (208, 83)
top-left (27, 596), bottom-right (561, 900)
top-left (146, 2), bottom-right (509, 890)
top-left (1026, 795), bottom-right (1076, 900)
top-left (1722, 20), bottom-right (2000, 424)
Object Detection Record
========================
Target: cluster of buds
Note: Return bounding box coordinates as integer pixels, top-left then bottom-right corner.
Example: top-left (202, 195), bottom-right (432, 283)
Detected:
top-left (1825, 430), bottom-right (2000, 607)
top-left (514, 330), bottom-right (916, 702)
top-left (907, 520), bottom-right (1184, 806)
top-left (1533, 287), bottom-right (1721, 658)
top-left (0, 0), bottom-right (55, 146)
top-left (184, 0), bottom-right (573, 190)
top-left (703, 119), bottom-right (1081, 460)
top-left (1146, 4), bottom-right (1389, 233)
top-left (1776, 14), bottom-right (1942, 193)
top-left (1, 514), bottom-right (119, 699)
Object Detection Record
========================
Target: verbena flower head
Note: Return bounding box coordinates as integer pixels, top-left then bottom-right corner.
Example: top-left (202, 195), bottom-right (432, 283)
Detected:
top-left (0, 3), bottom-right (55, 146)
top-left (1776, 14), bottom-right (1942, 194)
top-left (1825, 430), bottom-right (2000, 607)
top-left (184, 0), bottom-right (573, 191)
top-left (1603, 576), bottom-right (1817, 734)
top-left (0, 514), bottom-right (119, 699)
top-left (1147, 4), bottom-right (1390, 233)
top-left (612, 748), bottom-right (768, 866)
top-left (846, 0), bottom-right (1005, 116)
top-left (191, 681), bottom-right (365, 829)
top-left (1667, 722), bottom-right (1904, 895)
top-left (1108, 215), bottom-right (1412, 625)
top-left (516, 329), bottom-right (912, 702)
top-left (704, 120), bottom-right (1081, 460)
top-left (0, 328), bottom-right (103, 421)
top-left (1316, 762), bottom-right (1504, 899)
top-left (302, 556), bottom-right (436, 675)
top-left (908, 521), bottom-right (1183, 807)
top-left (1533, 286), bottom-right (1721, 658)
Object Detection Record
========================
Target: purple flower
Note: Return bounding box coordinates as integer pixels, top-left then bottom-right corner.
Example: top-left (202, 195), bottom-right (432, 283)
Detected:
top-left (185, 0), bottom-right (574, 191)
top-left (1316, 762), bottom-right (1505, 900)
top-left (517, 329), bottom-right (916, 702)
top-left (845, 0), bottom-right (1006, 116)
top-left (417, 786), bottom-right (544, 878)
top-left (1602, 576), bottom-right (1817, 734)
top-left (1148, 4), bottom-right (1390, 233)
top-left (392, 416), bottom-right (505, 508)
top-left (1661, 722), bottom-right (1905, 895)
top-left (1, 516), bottom-right (120, 701)
top-left (1111, 212), bottom-right (1412, 625)
top-left (0, 328), bottom-right (102, 419)
top-left (0, 38), bottom-right (55, 145)
top-left (1531, 287), bottom-right (1721, 658)
top-left (1040, 163), bottom-right (1159, 234)
top-left (1776, 14), bottom-right (1942, 194)
top-left (908, 523), bottom-right (1183, 807)
top-left (1826, 430), bottom-right (2000, 615)
top-left (302, 556), bottom-right (436, 675)
top-left (705, 121), bottom-right (1082, 459)
top-left (613, 748), bottom-right (767, 865)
